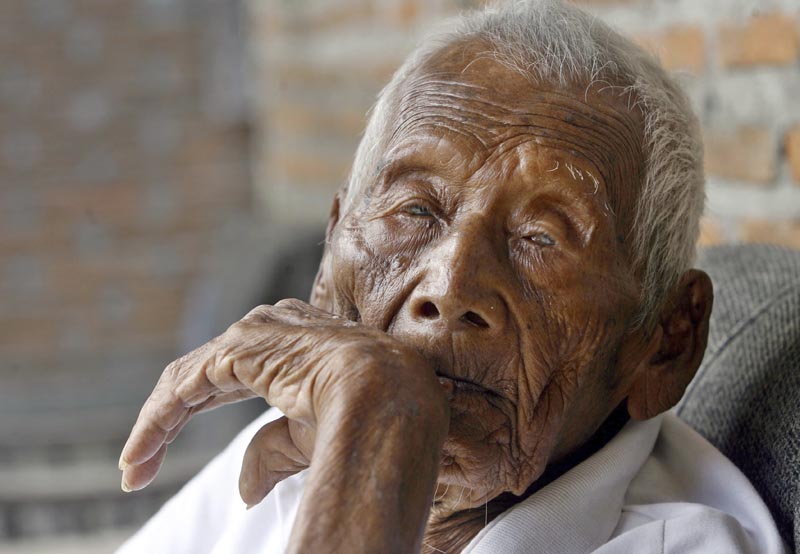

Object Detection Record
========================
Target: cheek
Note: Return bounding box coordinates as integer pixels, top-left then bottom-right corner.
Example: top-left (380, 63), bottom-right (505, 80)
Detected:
top-left (439, 394), bottom-right (528, 500)
top-left (330, 218), bottom-right (418, 326)
top-left (528, 305), bottom-right (628, 462)
top-left (507, 297), bottom-right (625, 470)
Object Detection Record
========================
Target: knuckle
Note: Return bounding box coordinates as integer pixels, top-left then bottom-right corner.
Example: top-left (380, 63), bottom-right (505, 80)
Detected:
top-left (162, 358), bottom-right (182, 382)
top-left (274, 298), bottom-right (304, 310)
top-left (242, 304), bottom-right (274, 323)
top-left (211, 342), bottom-right (236, 376)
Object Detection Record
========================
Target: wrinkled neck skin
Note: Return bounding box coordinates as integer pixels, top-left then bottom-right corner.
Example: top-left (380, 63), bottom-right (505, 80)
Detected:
top-left (422, 405), bottom-right (630, 553)
top-left (322, 40), bottom-right (650, 553)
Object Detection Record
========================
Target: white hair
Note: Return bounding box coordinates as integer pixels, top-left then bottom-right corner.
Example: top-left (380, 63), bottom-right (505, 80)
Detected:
top-left (341, 0), bottom-right (704, 328)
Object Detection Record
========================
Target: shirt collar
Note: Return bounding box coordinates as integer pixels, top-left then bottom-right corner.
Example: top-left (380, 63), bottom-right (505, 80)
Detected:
top-left (463, 414), bottom-right (663, 554)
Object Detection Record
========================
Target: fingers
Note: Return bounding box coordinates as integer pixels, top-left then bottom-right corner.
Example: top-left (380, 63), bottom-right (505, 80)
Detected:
top-left (239, 416), bottom-right (311, 508)
top-left (118, 355), bottom-right (252, 491)
top-left (163, 391), bottom-right (260, 445)
top-left (121, 443), bottom-right (168, 492)
top-left (118, 298), bottom-right (351, 496)
top-left (269, 299), bottom-right (348, 327)
top-left (120, 381), bottom-right (186, 469)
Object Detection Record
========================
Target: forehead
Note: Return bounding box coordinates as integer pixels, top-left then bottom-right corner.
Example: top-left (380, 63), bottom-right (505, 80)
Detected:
top-left (381, 41), bottom-right (645, 215)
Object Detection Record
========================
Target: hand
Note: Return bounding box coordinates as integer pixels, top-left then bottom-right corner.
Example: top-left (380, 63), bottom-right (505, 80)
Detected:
top-left (119, 299), bottom-right (450, 553)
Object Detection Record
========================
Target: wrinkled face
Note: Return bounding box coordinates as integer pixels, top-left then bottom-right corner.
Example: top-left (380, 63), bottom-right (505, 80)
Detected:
top-left (327, 44), bottom-right (650, 506)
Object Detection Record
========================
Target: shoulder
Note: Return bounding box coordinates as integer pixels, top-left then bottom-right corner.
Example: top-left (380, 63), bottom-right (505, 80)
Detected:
top-left (607, 412), bottom-right (788, 554)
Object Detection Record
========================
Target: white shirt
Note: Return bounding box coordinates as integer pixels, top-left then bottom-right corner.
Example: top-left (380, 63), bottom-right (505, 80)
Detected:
top-left (117, 409), bottom-right (787, 554)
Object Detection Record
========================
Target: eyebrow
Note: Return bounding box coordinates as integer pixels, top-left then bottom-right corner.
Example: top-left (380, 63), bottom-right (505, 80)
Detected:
top-left (366, 164), bottom-right (437, 208)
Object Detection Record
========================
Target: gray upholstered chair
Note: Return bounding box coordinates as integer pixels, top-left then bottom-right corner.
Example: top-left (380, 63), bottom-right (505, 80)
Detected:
top-left (678, 245), bottom-right (800, 553)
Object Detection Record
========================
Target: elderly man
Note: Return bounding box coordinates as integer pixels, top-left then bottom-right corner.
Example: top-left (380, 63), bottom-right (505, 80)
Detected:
top-left (117, 1), bottom-right (787, 553)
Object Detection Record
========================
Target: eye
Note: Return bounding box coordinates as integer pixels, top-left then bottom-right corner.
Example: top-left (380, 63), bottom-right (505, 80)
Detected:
top-left (403, 203), bottom-right (434, 217)
top-left (526, 232), bottom-right (556, 247)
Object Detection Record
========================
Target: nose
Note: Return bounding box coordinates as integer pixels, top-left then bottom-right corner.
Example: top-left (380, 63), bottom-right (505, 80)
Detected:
top-left (405, 226), bottom-right (508, 333)
top-left (410, 296), bottom-right (502, 330)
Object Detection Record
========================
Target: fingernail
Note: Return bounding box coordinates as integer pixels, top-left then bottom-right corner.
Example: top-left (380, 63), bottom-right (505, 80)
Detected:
top-left (246, 503), bottom-right (255, 511)
top-left (121, 479), bottom-right (132, 493)
top-left (118, 453), bottom-right (128, 471)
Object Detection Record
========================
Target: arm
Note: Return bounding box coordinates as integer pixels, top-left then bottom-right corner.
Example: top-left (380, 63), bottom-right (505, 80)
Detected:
top-left (119, 299), bottom-right (449, 553)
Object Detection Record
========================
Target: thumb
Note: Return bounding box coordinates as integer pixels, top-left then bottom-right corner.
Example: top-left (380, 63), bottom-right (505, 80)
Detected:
top-left (238, 416), bottom-right (312, 509)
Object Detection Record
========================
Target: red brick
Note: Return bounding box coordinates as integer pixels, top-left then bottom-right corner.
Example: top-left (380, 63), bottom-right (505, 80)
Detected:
top-left (390, 0), bottom-right (419, 27)
top-left (311, 2), bottom-right (375, 29)
top-left (719, 13), bottom-right (798, 67)
top-left (569, 0), bottom-right (638, 5)
top-left (786, 126), bottom-right (800, 184)
top-left (697, 216), bottom-right (726, 246)
top-left (42, 183), bottom-right (141, 225)
top-left (270, 60), bottom-right (398, 91)
top-left (740, 219), bottom-right (800, 249)
top-left (0, 317), bottom-right (58, 359)
top-left (634, 25), bottom-right (706, 73)
top-left (703, 126), bottom-right (777, 184)
top-left (269, 151), bottom-right (352, 186)
top-left (0, 213), bottom-right (72, 256)
top-left (270, 103), bottom-right (366, 138)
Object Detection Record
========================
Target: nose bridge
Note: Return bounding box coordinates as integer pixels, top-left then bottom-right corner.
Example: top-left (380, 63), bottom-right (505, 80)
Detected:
top-left (436, 219), bottom-right (492, 289)
top-left (413, 217), bottom-right (506, 329)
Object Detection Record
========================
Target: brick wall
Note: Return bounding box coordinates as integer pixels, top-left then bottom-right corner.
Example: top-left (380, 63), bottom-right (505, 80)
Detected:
top-left (247, 0), bottom-right (800, 249)
top-left (0, 0), bottom-right (256, 407)
top-left (0, 0), bottom-right (260, 541)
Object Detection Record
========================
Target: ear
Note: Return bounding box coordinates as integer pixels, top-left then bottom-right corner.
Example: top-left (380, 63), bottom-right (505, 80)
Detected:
top-left (627, 269), bottom-right (714, 420)
top-left (309, 192), bottom-right (341, 312)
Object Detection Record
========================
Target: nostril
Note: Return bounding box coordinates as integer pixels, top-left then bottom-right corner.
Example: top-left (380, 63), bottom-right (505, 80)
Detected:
top-left (419, 301), bottom-right (440, 319)
top-left (462, 310), bottom-right (489, 328)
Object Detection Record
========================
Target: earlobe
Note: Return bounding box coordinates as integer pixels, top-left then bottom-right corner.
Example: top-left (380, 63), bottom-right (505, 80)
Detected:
top-left (627, 269), bottom-right (714, 420)
top-left (309, 192), bottom-right (342, 312)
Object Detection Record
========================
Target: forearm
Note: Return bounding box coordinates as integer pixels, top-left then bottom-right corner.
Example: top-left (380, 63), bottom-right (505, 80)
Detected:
top-left (287, 377), bottom-right (449, 554)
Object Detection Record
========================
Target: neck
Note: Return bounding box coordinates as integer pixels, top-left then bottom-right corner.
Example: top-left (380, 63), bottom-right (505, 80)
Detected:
top-left (423, 405), bottom-right (630, 553)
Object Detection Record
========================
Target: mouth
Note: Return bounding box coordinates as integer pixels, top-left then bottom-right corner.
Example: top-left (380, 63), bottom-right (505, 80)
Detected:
top-left (435, 369), bottom-right (492, 395)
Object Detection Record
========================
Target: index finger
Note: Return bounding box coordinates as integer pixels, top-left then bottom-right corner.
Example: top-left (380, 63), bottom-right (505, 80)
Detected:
top-left (119, 380), bottom-right (188, 492)
top-left (119, 354), bottom-right (220, 488)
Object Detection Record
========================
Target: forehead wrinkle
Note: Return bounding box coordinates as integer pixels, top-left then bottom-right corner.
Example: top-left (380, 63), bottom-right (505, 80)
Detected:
top-left (533, 101), bottom-right (640, 166)
top-left (394, 98), bottom-right (630, 169)
top-left (533, 88), bottom-right (642, 147)
top-left (480, 131), bottom-right (614, 188)
top-left (490, 116), bottom-right (627, 166)
top-left (388, 114), bottom-right (490, 149)
top-left (384, 69), bottom-right (644, 229)
top-left (389, 110), bottom-right (632, 199)
top-left (404, 71), bottom-right (642, 148)
top-left (469, 98), bottom-right (640, 175)
top-left (393, 84), bottom-right (639, 177)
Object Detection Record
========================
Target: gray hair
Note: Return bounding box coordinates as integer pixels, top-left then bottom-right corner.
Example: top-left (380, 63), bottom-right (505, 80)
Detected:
top-left (342, 0), bottom-right (704, 328)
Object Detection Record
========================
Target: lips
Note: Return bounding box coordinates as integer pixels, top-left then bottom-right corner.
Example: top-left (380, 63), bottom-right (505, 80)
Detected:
top-left (436, 370), bottom-right (491, 396)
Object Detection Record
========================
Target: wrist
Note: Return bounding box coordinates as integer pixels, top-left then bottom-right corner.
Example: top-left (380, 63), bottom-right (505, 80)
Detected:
top-left (290, 352), bottom-right (449, 554)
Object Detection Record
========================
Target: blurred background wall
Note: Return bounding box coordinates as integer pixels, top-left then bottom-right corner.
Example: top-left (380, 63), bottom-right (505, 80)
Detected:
top-left (250, 0), bottom-right (800, 241)
top-left (0, 1), bottom-right (268, 551)
top-left (0, 0), bottom-right (798, 551)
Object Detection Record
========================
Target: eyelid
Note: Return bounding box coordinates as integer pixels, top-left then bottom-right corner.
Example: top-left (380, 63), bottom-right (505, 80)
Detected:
top-left (376, 164), bottom-right (437, 197)
top-left (519, 224), bottom-right (558, 246)
top-left (378, 174), bottom-right (445, 213)
top-left (518, 206), bottom-right (590, 248)
top-left (390, 196), bottom-right (440, 217)
top-left (525, 230), bottom-right (556, 246)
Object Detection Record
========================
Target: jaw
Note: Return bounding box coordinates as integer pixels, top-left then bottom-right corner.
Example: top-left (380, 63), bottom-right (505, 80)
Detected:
top-left (433, 382), bottom-right (561, 506)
